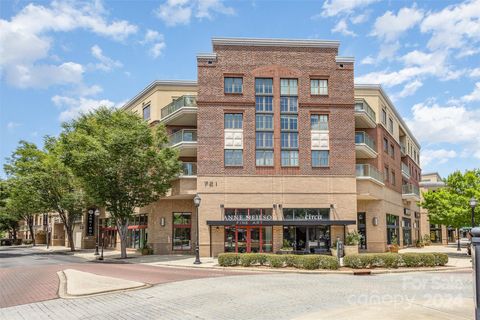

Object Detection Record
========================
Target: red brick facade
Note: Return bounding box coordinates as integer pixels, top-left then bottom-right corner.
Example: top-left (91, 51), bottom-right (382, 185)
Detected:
top-left (197, 44), bottom-right (355, 176)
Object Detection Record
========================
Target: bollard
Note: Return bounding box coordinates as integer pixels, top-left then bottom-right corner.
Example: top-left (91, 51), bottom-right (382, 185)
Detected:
top-left (471, 227), bottom-right (480, 320)
top-left (336, 236), bottom-right (344, 266)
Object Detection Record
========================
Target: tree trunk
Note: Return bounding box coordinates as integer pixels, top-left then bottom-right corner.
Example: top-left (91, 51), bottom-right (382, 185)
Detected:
top-left (28, 218), bottom-right (35, 246)
top-left (66, 224), bottom-right (75, 252)
top-left (117, 221), bottom-right (128, 259)
top-left (12, 228), bottom-right (17, 240)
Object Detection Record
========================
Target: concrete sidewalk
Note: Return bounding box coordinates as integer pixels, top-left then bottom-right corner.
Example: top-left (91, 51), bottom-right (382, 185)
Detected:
top-left (399, 244), bottom-right (472, 268)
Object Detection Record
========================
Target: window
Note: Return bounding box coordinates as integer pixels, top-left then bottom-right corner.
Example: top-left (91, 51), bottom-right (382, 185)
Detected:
top-left (384, 166), bottom-right (389, 182)
top-left (256, 96), bottom-right (273, 112)
top-left (281, 150), bottom-right (299, 166)
top-left (280, 97), bottom-right (298, 112)
top-left (224, 113), bottom-right (243, 129)
top-left (388, 117), bottom-right (394, 133)
top-left (281, 115), bottom-right (298, 130)
top-left (256, 114), bottom-right (273, 130)
top-left (173, 213), bottom-right (191, 250)
top-left (312, 150), bottom-right (329, 167)
top-left (256, 78), bottom-right (274, 166)
top-left (224, 77), bottom-right (243, 94)
top-left (386, 214), bottom-right (399, 245)
top-left (311, 115), bottom-right (328, 130)
top-left (391, 170), bottom-right (396, 186)
top-left (311, 79), bottom-right (328, 95)
top-left (382, 109), bottom-right (387, 125)
top-left (256, 132), bottom-right (274, 148)
top-left (255, 78), bottom-right (273, 94)
top-left (225, 149), bottom-right (243, 166)
top-left (383, 138), bottom-right (388, 152)
top-left (256, 150), bottom-right (274, 166)
top-left (281, 132), bottom-right (298, 148)
top-left (280, 79), bottom-right (298, 95)
top-left (143, 105), bottom-right (150, 120)
top-left (389, 144), bottom-right (395, 158)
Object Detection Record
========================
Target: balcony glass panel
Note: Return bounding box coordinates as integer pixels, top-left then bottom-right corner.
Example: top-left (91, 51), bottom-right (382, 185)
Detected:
top-left (401, 163), bottom-right (410, 176)
top-left (354, 101), bottom-right (376, 122)
top-left (161, 95), bottom-right (197, 119)
top-left (169, 129), bottom-right (197, 146)
top-left (402, 183), bottom-right (420, 196)
top-left (356, 164), bottom-right (384, 183)
top-left (181, 162), bottom-right (197, 176)
top-left (355, 131), bottom-right (376, 151)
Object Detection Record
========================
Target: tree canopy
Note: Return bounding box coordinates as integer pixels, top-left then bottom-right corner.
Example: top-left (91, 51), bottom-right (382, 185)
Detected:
top-left (421, 169), bottom-right (480, 229)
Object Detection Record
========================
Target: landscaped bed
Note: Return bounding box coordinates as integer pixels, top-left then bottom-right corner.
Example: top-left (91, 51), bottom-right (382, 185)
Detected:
top-left (217, 252), bottom-right (449, 270)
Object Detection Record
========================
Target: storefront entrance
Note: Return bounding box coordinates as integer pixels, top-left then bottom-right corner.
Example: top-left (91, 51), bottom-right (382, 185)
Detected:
top-left (225, 226), bottom-right (272, 253)
top-left (283, 226), bottom-right (330, 253)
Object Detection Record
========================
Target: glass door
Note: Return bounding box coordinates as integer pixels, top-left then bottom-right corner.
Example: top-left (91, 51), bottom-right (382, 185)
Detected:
top-left (249, 227), bottom-right (261, 253)
top-left (237, 227), bottom-right (247, 253)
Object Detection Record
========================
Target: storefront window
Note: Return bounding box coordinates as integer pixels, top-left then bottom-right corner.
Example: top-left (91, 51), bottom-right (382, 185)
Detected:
top-left (430, 224), bottom-right (442, 243)
top-left (403, 218), bottom-right (411, 246)
top-left (386, 214), bottom-right (399, 245)
top-left (224, 225), bottom-right (273, 253)
top-left (173, 213), bottom-right (191, 250)
top-left (357, 212), bottom-right (367, 250)
top-left (283, 226), bottom-right (330, 253)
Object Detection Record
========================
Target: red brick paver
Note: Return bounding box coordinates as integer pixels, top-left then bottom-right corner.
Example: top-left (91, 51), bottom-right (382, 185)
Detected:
top-left (0, 263), bottom-right (248, 308)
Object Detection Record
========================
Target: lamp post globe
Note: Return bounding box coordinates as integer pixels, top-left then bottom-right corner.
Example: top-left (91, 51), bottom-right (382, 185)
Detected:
top-left (94, 209), bottom-right (100, 256)
top-left (193, 194), bottom-right (201, 265)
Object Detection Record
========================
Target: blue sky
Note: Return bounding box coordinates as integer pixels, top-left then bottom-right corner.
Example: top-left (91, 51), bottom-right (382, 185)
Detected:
top-left (1, 0), bottom-right (479, 178)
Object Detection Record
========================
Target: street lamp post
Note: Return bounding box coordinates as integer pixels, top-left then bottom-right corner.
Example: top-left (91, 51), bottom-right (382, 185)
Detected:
top-left (94, 209), bottom-right (100, 256)
top-left (472, 197), bottom-right (478, 228)
top-left (193, 194), bottom-right (201, 265)
top-left (99, 229), bottom-right (104, 261)
top-left (457, 227), bottom-right (461, 251)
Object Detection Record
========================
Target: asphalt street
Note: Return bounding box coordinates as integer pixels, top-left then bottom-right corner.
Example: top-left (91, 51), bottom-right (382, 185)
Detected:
top-left (0, 246), bottom-right (86, 269)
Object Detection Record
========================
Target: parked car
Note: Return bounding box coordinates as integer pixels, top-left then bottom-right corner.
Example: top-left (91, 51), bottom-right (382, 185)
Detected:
top-left (0, 238), bottom-right (13, 246)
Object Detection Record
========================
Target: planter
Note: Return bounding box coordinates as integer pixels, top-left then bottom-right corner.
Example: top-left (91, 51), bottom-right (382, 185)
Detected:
top-left (389, 245), bottom-right (399, 253)
top-left (141, 248), bottom-right (153, 255)
top-left (344, 245), bottom-right (358, 256)
top-left (330, 248), bottom-right (338, 257)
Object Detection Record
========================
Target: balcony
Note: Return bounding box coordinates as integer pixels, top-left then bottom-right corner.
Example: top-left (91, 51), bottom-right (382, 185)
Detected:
top-left (355, 131), bottom-right (377, 158)
top-left (354, 101), bottom-right (376, 128)
top-left (401, 143), bottom-right (407, 157)
top-left (356, 164), bottom-right (384, 200)
top-left (168, 129), bottom-right (197, 157)
top-left (181, 162), bottom-right (197, 177)
top-left (401, 162), bottom-right (410, 179)
top-left (402, 183), bottom-right (421, 201)
top-left (160, 95), bottom-right (197, 126)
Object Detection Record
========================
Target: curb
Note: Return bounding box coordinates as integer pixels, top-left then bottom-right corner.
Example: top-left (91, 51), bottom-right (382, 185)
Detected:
top-left (57, 270), bottom-right (151, 299)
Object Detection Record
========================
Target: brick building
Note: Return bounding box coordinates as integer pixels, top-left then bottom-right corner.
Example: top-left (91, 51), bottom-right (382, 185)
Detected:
top-left (102, 37), bottom-right (423, 256)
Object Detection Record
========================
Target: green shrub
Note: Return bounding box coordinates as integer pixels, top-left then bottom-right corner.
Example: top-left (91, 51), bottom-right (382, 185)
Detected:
top-left (239, 253), bottom-right (258, 267)
top-left (283, 254), bottom-right (299, 267)
top-left (419, 253), bottom-right (436, 267)
top-left (432, 253), bottom-right (448, 266)
top-left (256, 253), bottom-right (268, 266)
top-left (267, 255), bottom-right (284, 268)
top-left (381, 253), bottom-right (401, 268)
top-left (218, 253), bottom-right (239, 266)
top-left (401, 253), bottom-right (422, 267)
top-left (344, 254), bottom-right (373, 268)
top-left (298, 255), bottom-right (321, 270)
top-left (318, 255), bottom-right (339, 270)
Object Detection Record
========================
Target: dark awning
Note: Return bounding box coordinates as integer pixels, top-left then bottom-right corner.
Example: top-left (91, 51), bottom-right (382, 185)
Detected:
top-left (206, 220), bottom-right (356, 227)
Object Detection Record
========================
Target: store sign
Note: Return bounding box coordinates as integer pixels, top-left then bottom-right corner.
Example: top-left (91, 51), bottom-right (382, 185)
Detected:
top-left (224, 214), bottom-right (273, 225)
top-left (86, 209), bottom-right (95, 236)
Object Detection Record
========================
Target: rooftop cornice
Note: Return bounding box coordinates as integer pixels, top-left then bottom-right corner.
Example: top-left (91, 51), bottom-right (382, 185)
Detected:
top-left (335, 56), bottom-right (355, 63)
top-left (212, 37), bottom-right (340, 49)
top-left (197, 53), bottom-right (217, 59)
top-left (122, 80), bottom-right (197, 110)
top-left (354, 84), bottom-right (421, 149)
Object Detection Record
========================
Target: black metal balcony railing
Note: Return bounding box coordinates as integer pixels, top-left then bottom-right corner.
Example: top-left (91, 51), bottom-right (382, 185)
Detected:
top-left (402, 183), bottom-right (420, 196)
top-left (161, 95), bottom-right (197, 119)
top-left (168, 129), bottom-right (197, 146)
top-left (355, 131), bottom-right (376, 151)
top-left (356, 164), bottom-right (384, 183)
top-left (354, 101), bottom-right (376, 123)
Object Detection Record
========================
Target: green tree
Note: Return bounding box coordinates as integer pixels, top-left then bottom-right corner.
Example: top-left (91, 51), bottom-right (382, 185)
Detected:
top-left (0, 179), bottom-right (19, 239)
top-left (421, 169), bottom-right (480, 230)
top-left (4, 141), bottom-right (88, 250)
top-left (59, 107), bottom-right (181, 258)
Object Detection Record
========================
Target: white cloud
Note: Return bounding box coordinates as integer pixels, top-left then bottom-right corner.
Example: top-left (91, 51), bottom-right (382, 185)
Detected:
top-left (6, 122), bottom-right (21, 131)
top-left (421, 149), bottom-right (457, 167)
top-left (361, 56), bottom-right (375, 65)
top-left (356, 50), bottom-right (461, 87)
top-left (332, 19), bottom-right (356, 36)
top-left (471, 68), bottom-right (480, 78)
top-left (0, 1), bottom-right (137, 89)
top-left (321, 0), bottom-right (380, 17)
top-left (395, 79), bottom-right (423, 99)
top-left (420, 0), bottom-right (480, 51)
top-left (140, 30), bottom-right (166, 59)
top-left (155, 0), bottom-right (234, 26)
top-left (377, 41), bottom-right (400, 61)
top-left (372, 6), bottom-right (423, 42)
top-left (52, 95), bottom-right (120, 122)
top-left (461, 82), bottom-right (480, 102)
top-left (350, 12), bottom-right (370, 24)
top-left (90, 45), bottom-right (122, 71)
top-left (405, 100), bottom-right (480, 159)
